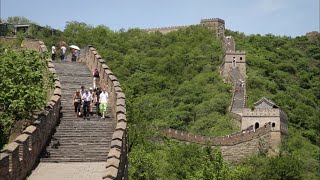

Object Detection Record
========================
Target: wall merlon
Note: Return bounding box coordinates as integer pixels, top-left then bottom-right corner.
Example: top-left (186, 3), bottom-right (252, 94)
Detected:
top-left (116, 99), bottom-right (125, 107)
top-left (113, 81), bottom-right (121, 87)
top-left (108, 148), bottom-right (121, 159)
top-left (3, 142), bottom-right (19, 153)
top-left (102, 64), bottom-right (109, 69)
top-left (103, 166), bottom-right (118, 179)
top-left (116, 106), bottom-right (126, 114)
top-left (14, 134), bottom-right (29, 144)
top-left (117, 114), bottom-right (127, 122)
top-left (114, 87), bottom-right (123, 92)
top-left (109, 75), bottom-right (117, 81)
top-left (112, 130), bottom-right (125, 141)
top-left (105, 157), bottom-right (120, 168)
top-left (110, 139), bottom-right (123, 149)
top-left (105, 69), bottom-right (113, 75)
top-left (116, 92), bottom-right (125, 99)
top-left (54, 81), bottom-right (61, 89)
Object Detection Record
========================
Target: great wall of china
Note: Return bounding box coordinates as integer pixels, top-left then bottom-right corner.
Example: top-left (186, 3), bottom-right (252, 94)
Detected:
top-left (145, 18), bottom-right (288, 162)
top-left (0, 17), bottom-right (289, 179)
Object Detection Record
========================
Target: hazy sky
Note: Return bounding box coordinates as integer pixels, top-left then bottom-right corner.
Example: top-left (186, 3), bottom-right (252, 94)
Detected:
top-left (1, 0), bottom-right (319, 37)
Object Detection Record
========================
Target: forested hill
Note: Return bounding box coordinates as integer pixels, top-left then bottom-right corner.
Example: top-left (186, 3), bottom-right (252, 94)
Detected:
top-left (225, 30), bottom-right (320, 179)
top-left (58, 22), bottom-right (320, 179)
top-left (226, 29), bottom-right (319, 142)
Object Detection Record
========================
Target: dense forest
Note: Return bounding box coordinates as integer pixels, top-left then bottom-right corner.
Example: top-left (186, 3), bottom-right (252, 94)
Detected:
top-left (1, 17), bottom-right (319, 179)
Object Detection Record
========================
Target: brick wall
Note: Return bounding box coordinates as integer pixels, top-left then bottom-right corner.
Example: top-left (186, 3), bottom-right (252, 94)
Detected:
top-left (0, 40), bottom-right (61, 180)
top-left (78, 46), bottom-right (128, 180)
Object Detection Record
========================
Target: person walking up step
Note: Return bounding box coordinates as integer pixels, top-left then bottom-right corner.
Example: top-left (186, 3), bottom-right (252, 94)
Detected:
top-left (82, 89), bottom-right (92, 120)
top-left (93, 68), bottom-right (100, 89)
top-left (99, 88), bottom-right (109, 119)
top-left (73, 90), bottom-right (81, 117)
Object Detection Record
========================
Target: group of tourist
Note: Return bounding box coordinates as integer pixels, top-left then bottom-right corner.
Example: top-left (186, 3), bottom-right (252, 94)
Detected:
top-left (73, 86), bottom-right (109, 120)
top-left (72, 69), bottom-right (108, 120)
top-left (51, 43), bottom-right (78, 61)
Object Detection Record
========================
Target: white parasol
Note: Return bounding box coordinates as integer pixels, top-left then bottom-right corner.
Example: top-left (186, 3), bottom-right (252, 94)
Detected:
top-left (69, 45), bottom-right (80, 50)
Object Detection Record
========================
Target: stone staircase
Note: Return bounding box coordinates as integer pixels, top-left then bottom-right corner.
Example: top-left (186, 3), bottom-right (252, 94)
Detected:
top-left (40, 61), bottom-right (115, 162)
top-left (230, 68), bottom-right (245, 114)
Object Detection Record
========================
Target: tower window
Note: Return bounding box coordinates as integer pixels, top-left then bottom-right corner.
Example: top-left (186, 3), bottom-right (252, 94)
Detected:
top-left (272, 122), bottom-right (275, 127)
top-left (240, 57), bottom-right (243, 60)
top-left (255, 122), bottom-right (260, 129)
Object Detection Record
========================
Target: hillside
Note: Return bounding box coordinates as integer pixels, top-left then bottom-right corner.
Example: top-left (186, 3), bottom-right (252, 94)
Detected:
top-left (59, 22), bottom-right (320, 179)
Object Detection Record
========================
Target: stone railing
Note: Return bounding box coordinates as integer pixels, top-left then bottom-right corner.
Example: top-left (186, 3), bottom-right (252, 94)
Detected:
top-left (79, 46), bottom-right (128, 180)
top-left (0, 40), bottom-right (61, 180)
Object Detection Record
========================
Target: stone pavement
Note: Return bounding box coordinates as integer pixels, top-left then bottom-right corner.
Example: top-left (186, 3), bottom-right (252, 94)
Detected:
top-left (28, 162), bottom-right (105, 180)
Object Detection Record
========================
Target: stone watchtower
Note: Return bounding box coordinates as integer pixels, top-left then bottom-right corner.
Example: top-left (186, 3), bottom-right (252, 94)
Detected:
top-left (241, 97), bottom-right (288, 149)
top-left (220, 34), bottom-right (246, 81)
top-left (200, 18), bottom-right (225, 39)
top-left (223, 50), bottom-right (246, 79)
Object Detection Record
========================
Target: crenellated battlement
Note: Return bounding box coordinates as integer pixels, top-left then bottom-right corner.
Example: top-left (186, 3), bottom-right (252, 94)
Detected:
top-left (163, 122), bottom-right (272, 146)
top-left (144, 25), bottom-right (189, 32)
top-left (143, 18), bottom-right (225, 37)
top-left (242, 108), bottom-right (280, 117)
top-left (200, 18), bottom-right (225, 24)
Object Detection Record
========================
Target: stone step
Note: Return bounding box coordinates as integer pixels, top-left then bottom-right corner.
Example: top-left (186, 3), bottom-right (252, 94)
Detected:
top-left (40, 157), bottom-right (107, 162)
top-left (35, 61), bottom-right (116, 164)
top-left (47, 145), bottom-right (110, 149)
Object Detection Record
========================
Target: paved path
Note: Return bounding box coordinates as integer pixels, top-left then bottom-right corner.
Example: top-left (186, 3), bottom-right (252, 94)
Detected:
top-left (230, 68), bottom-right (245, 114)
top-left (28, 162), bottom-right (105, 180)
top-left (29, 60), bottom-right (115, 179)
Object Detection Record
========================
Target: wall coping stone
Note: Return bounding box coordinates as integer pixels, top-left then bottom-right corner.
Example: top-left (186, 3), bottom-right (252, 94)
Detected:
top-left (105, 69), bottom-right (113, 75)
top-left (103, 166), bottom-right (118, 179)
top-left (102, 64), bottom-right (109, 69)
top-left (3, 142), bottom-right (19, 152)
top-left (14, 134), bottom-right (29, 143)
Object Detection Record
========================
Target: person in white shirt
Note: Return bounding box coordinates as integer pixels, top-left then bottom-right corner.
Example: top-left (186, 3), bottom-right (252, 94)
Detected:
top-left (82, 89), bottom-right (92, 120)
top-left (99, 88), bottom-right (109, 119)
top-left (51, 45), bottom-right (56, 60)
top-left (60, 45), bottom-right (66, 61)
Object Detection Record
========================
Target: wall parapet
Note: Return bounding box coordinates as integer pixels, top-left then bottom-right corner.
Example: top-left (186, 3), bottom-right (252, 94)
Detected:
top-left (144, 25), bottom-right (189, 32)
top-left (79, 46), bottom-right (128, 180)
top-left (163, 122), bottom-right (273, 146)
top-left (0, 40), bottom-right (61, 180)
top-left (242, 108), bottom-right (280, 117)
top-left (200, 18), bottom-right (225, 24)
